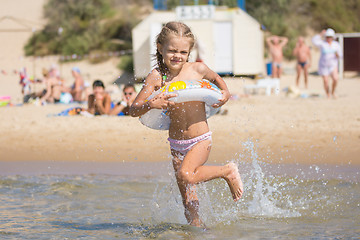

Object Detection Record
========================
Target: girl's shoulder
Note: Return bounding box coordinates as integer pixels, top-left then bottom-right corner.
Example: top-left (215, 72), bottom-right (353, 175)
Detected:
top-left (148, 68), bottom-right (162, 78)
top-left (186, 62), bottom-right (209, 75)
top-left (144, 68), bottom-right (163, 88)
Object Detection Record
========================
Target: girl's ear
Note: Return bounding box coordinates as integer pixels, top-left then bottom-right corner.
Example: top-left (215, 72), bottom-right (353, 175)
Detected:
top-left (157, 43), bottom-right (163, 55)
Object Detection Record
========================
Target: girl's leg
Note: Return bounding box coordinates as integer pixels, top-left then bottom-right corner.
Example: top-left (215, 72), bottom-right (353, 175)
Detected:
top-left (172, 153), bottom-right (203, 227)
top-left (178, 139), bottom-right (243, 201)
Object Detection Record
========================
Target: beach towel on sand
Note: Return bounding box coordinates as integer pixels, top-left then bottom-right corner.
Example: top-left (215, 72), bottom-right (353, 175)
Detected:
top-left (56, 107), bottom-right (85, 116)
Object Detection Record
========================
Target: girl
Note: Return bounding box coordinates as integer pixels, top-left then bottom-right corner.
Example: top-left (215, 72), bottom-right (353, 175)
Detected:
top-left (129, 21), bottom-right (243, 227)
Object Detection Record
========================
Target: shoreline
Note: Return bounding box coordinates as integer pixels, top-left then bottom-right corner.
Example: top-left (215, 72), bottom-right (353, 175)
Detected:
top-left (1, 160), bottom-right (359, 184)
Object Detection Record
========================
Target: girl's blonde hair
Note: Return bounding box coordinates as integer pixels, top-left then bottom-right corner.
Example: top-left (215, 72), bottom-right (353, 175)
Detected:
top-left (155, 21), bottom-right (195, 78)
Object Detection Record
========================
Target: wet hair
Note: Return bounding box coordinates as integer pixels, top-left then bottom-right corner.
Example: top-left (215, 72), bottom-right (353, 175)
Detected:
top-left (123, 83), bottom-right (136, 93)
top-left (155, 21), bottom-right (195, 78)
top-left (92, 80), bottom-right (105, 89)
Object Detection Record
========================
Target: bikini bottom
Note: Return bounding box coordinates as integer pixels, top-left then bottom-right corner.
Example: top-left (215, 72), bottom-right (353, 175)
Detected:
top-left (168, 131), bottom-right (212, 160)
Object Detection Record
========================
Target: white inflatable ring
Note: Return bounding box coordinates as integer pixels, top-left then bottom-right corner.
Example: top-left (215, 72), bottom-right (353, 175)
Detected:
top-left (139, 79), bottom-right (222, 130)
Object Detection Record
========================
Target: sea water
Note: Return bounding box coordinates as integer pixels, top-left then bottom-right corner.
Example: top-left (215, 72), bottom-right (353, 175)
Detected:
top-left (1, 144), bottom-right (359, 239)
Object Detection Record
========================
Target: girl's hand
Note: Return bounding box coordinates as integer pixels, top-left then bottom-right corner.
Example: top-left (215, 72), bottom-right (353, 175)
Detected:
top-left (212, 89), bottom-right (230, 108)
top-left (148, 92), bottom-right (177, 110)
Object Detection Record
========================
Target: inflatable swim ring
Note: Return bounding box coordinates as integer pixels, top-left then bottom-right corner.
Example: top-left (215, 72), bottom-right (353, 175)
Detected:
top-left (139, 79), bottom-right (222, 130)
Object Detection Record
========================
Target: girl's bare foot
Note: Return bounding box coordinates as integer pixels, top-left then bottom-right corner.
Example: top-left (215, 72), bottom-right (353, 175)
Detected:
top-left (224, 163), bottom-right (243, 201)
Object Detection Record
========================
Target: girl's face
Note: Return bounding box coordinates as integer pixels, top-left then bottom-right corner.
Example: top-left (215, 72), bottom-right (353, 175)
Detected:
top-left (159, 35), bottom-right (192, 73)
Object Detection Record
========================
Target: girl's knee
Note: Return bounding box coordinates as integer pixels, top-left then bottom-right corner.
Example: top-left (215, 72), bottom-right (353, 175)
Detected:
top-left (179, 169), bottom-right (195, 184)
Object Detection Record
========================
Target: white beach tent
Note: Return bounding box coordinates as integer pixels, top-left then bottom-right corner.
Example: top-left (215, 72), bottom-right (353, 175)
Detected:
top-left (132, 5), bottom-right (264, 79)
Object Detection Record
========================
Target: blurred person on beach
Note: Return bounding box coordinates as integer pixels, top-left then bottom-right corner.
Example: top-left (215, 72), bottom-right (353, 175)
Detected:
top-left (312, 28), bottom-right (342, 99)
top-left (266, 35), bottom-right (288, 79)
top-left (87, 80), bottom-right (111, 115)
top-left (19, 68), bottom-right (31, 96)
top-left (70, 67), bottom-right (89, 102)
top-left (293, 37), bottom-right (312, 89)
top-left (40, 67), bottom-right (66, 104)
top-left (129, 21), bottom-right (243, 228)
top-left (110, 84), bottom-right (137, 116)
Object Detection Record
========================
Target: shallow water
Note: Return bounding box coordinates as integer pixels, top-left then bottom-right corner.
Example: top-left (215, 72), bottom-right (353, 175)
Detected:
top-left (1, 155), bottom-right (359, 239)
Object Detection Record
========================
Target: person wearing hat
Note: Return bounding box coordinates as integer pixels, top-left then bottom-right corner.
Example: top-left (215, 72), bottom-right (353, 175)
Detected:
top-left (312, 28), bottom-right (342, 98)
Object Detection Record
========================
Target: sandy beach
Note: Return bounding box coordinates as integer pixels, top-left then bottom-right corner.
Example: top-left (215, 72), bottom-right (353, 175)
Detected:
top-left (1, 73), bottom-right (359, 166)
top-left (1, 2), bottom-right (360, 239)
top-left (0, 0), bottom-right (359, 167)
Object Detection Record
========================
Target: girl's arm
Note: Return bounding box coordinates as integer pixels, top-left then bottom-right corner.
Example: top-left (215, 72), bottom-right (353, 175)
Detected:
top-left (129, 69), bottom-right (176, 117)
top-left (197, 63), bottom-right (230, 108)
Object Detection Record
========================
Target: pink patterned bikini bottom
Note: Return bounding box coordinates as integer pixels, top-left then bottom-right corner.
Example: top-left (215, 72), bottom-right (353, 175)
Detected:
top-left (168, 131), bottom-right (212, 159)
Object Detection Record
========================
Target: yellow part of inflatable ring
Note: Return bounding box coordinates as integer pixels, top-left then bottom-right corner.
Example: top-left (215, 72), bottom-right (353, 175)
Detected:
top-left (139, 79), bottom-right (222, 130)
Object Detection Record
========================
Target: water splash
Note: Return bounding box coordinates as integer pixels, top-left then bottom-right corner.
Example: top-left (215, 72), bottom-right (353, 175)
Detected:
top-left (242, 140), bottom-right (301, 218)
top-left (149, 140), bottom-right (304, 227)
top-left (148, 139), bottom-right (360, 229)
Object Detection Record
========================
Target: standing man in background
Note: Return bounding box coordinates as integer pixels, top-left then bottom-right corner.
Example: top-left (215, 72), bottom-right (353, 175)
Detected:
top-left (266, 35), bottom-right (288, 79)
top-left (293, 36), bottom-right (312, 89)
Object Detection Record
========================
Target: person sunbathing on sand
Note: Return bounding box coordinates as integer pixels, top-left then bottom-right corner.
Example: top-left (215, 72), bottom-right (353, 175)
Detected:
top-left (110, 84), bottom-right (137, 116)
top-left (41, 67), bottom-right (66, 104)
top-left (129, 21), bottom-right (243, 228)
top-left (87, 80), bottom-right (111, 115)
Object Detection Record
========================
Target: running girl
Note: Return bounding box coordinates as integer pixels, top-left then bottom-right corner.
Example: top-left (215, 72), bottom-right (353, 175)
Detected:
top-left (129, 21), bottom-right (243, 227)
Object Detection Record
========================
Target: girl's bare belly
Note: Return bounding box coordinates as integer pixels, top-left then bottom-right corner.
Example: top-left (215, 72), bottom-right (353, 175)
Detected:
top-left (168, 101), bottom-right (210, 140)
